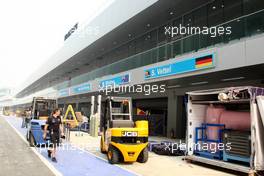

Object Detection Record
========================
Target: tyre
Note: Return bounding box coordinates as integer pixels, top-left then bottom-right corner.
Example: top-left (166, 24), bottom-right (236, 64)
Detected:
top-left (107, 146), bottom-right (119, 164)
top-left (137, 147), bottom-right (148, 163)
top-left (29, 132), bottom-right (35, 147)
top-left (100, 137), bottom-right (106, 153)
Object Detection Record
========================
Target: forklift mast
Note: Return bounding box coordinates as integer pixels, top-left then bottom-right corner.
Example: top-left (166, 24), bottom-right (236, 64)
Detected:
top-left (102, 96), bottom-right (134, 130)
top-left (31, 97), bottom-right (57, 119)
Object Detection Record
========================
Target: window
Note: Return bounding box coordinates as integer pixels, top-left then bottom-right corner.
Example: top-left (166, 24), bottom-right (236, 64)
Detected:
top-left (223, 0), bottom-right (243, 21)
top-left (171, 17), bottom-right (183, 41)
top-left (193, 5), bottom-right (207, 27)
top-left (244, 0), bottom-right (264, 15)
top-left (207, 0), bottom-right (224, 26)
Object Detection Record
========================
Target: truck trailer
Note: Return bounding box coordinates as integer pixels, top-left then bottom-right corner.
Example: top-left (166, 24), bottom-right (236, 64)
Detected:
top-left (185, 86), bottom-right (264, 175)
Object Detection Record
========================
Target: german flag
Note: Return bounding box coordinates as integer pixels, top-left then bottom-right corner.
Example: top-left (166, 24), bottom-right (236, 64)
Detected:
top-left (195, 55), bottom-right (213, 69)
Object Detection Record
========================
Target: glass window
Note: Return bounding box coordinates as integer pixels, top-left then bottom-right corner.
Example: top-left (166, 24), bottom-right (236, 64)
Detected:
top-left (141, 51), bottom-right (152, 66)
top-left (183, 13), bottom-right (193, 37)
top-left (171, 17), bottom-right (182, 41)
top-left (158, 45), bottom-right (166, 62)
top-left (223, 0), bottom-right (243, 21)
top-left (135, 36), bottom-right (145, 54)
top-left (244, 0), bottom-right (264, 15)
top-left (172, 40), bottom-right (182, 57)
top-left (158, 25), bottom-right (166, 44)
top-left (193, 6), bottom-right (207, 27)
top-left (246, 10), bottom-right (264, 36)
top-left (128, 41), bottom-right (136, 57)
top-left (166, 44), bottom-right (172, 59)
top-left (208, 0), bottom-right (224, 26)
top-left (183, 36), bottom-right (194, 53)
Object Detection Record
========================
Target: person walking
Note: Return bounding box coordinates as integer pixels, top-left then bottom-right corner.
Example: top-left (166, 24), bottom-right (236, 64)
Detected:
top-left (43, 108), bottom-right (64, 162)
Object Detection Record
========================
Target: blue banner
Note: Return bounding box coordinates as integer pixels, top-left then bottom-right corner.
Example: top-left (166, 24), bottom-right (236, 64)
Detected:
top-left (58, 88), bottom-right (69, 97)
top-left (70, 82), bottom-right (91, 94)
top-left (144, 54), bottom-right (215, 79)
top-left (100, 74), bottom-right (130, 88)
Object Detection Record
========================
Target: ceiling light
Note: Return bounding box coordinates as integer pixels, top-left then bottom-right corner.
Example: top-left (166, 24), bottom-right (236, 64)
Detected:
top-left (221, 77), bottom-right (245, 82)
top-left (190, 81), bottom-right (208, 86)
top-left (167, 85), bottom-right (181, 89)
top-left (212, 6), bottom-right (216, 10)
top-left (147, 23), bottom-right (151, 27)
top-left (170, 12), bottom-right (173, 15)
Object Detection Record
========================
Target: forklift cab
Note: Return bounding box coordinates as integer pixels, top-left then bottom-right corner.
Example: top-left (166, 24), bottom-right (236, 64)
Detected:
top-left (27, 97), bottom-right (57, 147)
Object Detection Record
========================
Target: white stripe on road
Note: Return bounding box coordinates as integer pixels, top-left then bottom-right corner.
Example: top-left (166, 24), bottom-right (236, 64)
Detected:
top-left (4, 117), bottom-right (62, 176)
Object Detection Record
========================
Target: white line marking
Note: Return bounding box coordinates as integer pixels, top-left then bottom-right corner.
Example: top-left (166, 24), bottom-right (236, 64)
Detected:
top-left (3, 116), bottom-right (62, 176)
top-left (3, 116), bottom-right (141, 176)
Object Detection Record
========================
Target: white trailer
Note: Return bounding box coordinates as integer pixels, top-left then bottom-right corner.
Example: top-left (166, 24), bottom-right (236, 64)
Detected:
top-left (185, 86), bottom-right (264, 175)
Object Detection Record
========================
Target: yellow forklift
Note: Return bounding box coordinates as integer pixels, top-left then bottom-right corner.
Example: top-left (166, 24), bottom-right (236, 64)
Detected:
top-left (100, 96), bottom-right (149, 164)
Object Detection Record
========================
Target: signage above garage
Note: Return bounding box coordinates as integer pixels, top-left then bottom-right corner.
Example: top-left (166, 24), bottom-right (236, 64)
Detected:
top-left (70, 82), bottom-right (91, 95)
top-left (99, 74), bottom-right (130, 88)
top-left (58, 88), bottom-right (69, 97)
top-left (144, 54), bottom-right (215, 80)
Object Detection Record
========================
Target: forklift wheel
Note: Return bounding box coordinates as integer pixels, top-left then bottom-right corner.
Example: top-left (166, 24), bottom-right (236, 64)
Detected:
top-left (137, 147), bottom-right (148, 163)
top-left (107, 146), bottom-right (119, 164)
top-left (29, 133), bottom-right (35, 147)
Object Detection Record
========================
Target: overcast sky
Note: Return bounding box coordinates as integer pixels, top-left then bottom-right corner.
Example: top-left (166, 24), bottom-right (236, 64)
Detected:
top-left (0, 0), bottom-right (108, 91)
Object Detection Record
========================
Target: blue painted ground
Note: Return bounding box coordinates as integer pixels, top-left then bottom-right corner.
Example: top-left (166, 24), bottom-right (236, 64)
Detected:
top-left (3, 116), bottom-right (136, 176)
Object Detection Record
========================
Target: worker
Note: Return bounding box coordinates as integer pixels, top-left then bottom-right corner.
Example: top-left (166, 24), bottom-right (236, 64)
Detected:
top-left (43, 108), bottom-right (64, 163)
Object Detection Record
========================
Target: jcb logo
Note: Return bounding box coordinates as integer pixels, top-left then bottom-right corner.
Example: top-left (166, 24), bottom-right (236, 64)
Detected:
top-left (122, 131), bottom-right (138, 137)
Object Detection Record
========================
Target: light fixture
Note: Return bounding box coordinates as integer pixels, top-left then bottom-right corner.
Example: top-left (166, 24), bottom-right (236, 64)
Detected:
top-left (221, 77), bottom-right (245, 82)
top-left (167, 85), bottom-right (181, 89)
top-left (170, 12), bottom-right (174, 15)
top-left (146, 23), bottom-right (151, 27)
top-left (212, 6), bottom-right (216, 10)
top-left (190, 81), bottom-right (208, 86)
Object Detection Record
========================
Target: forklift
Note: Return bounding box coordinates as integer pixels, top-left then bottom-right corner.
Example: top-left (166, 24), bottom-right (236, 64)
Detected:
top-left (100, 96), bottom-right (149, 164)
top-left (27, 97), bottom-right (57, 147)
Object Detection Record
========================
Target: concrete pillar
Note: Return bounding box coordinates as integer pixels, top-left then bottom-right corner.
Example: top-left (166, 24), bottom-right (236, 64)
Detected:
top-left (76, 102), bottom-right (79, 111)
top-left (167, 90), bottom-right (185, 139)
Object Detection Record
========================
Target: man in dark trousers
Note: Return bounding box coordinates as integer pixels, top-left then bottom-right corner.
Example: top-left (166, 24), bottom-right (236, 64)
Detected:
top-left (43, 108), bottom-right (64, 162)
